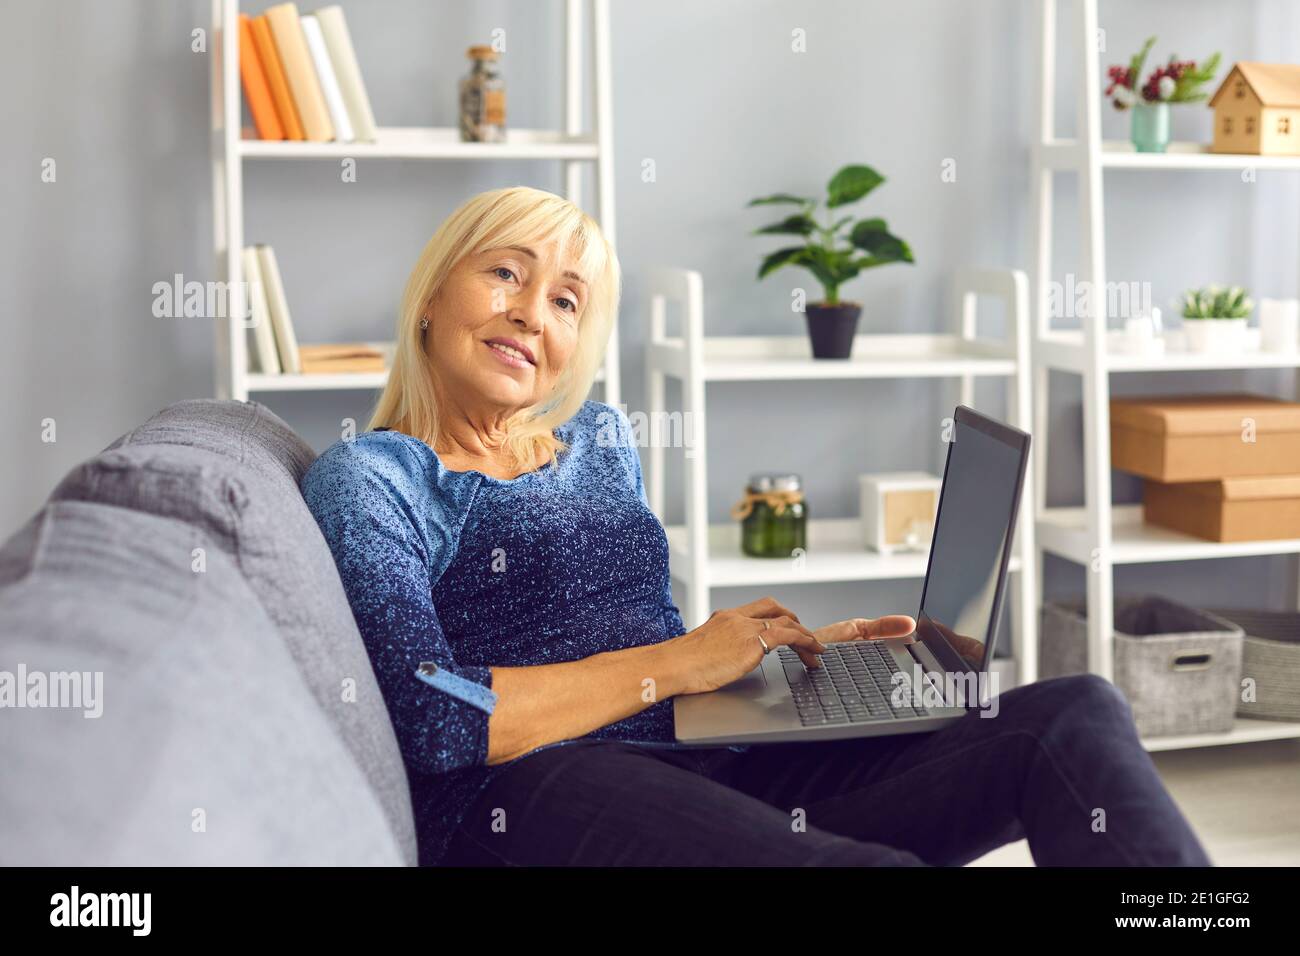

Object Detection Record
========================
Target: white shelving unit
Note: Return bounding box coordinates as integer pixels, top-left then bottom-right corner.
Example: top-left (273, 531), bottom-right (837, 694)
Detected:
top-left (210, 0), bottom-right (619, 407)
top-left (644, 267), bottom-right (1040, 688)
top-left (1029, 0), bottom-right (1300, 750)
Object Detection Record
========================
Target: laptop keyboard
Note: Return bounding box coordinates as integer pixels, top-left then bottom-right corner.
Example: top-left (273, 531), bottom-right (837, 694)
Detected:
top-left (778, 641), bottom-right (930, 726)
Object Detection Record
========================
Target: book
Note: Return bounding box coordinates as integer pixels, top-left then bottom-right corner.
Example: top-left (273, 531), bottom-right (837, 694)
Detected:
top-left (299, 343), bottom-right (386, 374)
top-left (255, 245), bottom-right (302, 374)
top-left (251, 14), bottom-right (304, 140)
top-left (298, 343), bottom-right (384, 360)
top-left (237, 14), bottom-right (284, 140)
top-left (264, 2), bottom-right (335, 142)
top-left (312, 5), bottom-right (378, 143)
top-left (300, 357), bottom-right (386, 374)
top-left (241, 247), bottom-right (282, 374)
top-left (300, 14), bottom-right (354, 142)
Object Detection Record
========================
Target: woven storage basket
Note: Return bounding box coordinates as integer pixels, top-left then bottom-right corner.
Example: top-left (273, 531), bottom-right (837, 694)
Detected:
top-left (1040, 595), bottom-right (1244, 737)
top-left (1204, 608), bottom-right (1300, 722)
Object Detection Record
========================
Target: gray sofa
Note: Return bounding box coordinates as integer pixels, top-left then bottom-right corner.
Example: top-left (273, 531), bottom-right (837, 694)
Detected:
top-left (0, 400), bottom-right (416, 865)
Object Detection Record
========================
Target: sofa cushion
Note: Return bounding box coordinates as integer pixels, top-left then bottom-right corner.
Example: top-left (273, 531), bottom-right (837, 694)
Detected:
top-left (0, 500), bottom-right (404, 865)
top-left (47, 399), bottom-right (417, 864)
top-left (102, 398), bottom-right (317, 486)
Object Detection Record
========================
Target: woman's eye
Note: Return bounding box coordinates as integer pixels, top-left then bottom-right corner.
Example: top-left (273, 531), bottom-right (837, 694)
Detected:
top-left (492, 265), bottom-right (576, 315)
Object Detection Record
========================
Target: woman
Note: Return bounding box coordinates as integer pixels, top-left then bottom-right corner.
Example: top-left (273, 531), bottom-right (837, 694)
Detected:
top-left (301, 186), bottom-right (1211, 867)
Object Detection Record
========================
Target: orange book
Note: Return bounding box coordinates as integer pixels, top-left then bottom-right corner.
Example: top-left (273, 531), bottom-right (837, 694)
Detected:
top-left (264, 2), bottom-right (335, 142)
top-left (251, 13), bottom-right (305, 141)
top-left (237, 14), bottom-right (283, 140)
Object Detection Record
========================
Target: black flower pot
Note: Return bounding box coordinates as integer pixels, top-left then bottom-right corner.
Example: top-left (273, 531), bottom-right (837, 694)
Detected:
top-left (805, 302), bottom-right (862, 359)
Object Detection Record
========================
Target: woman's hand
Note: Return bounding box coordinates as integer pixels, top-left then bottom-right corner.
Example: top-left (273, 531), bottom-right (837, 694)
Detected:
top-left (813, 615), bottom-right (917, 647)
top-left (666, 596), bottom-right (826, 696)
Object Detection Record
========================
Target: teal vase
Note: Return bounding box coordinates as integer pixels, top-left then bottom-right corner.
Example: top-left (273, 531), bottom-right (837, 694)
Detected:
top-left (1130, 102), bottom-right (1171, 153)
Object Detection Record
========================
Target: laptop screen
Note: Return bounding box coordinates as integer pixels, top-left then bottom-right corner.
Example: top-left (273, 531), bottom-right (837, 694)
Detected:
top-left (914, 408), bottom-right (1029, 677)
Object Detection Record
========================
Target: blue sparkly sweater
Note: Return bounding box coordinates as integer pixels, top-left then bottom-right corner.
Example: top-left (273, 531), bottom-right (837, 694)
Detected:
top-left (301, 400), bottom-right (691, 865)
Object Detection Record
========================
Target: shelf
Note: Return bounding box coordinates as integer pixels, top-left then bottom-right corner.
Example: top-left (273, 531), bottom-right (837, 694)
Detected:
top-left (1036, 329), bottom-right (1300, 373)
top-left (246, 340), bottom-right (390, 392)
top-left (246, 362), bottom-right (605, 393)
top-left (648, 334), bottom-right (1017, 382)
top-left (239, 126), bottom-right (600, 161)
top-left (246, 370), bottom-right (390, 392)
top-left (244, 338), bottom-right (603, 393)
top-left (1142, 718), bottom-right (1300, 753)
top-left (1027, 1), bottom-right (1300, 752)
top-left (1039, 138), bottom-right (1300, 171)
top-left (214, 0), bottom-right (620, 406)
top-left (665, 517), bottom-right (1022, 587)
top-left (1038, 504), bottom-right (1300, 566)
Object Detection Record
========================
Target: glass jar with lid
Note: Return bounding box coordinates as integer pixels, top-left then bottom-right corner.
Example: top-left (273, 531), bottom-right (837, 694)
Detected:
top-left (731, 473), bottom-right (808, 558)
top-left (459, 45), bottom-right (506, 143)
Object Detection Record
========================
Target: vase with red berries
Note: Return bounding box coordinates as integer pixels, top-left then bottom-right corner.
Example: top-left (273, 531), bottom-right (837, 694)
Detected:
top-left (1106, 36), bottom-right (1221, 153)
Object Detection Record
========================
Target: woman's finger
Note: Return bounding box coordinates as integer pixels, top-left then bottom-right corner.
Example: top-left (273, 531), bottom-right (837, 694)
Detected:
top-left (861, 615), bottom-right (917, 640)
top-left (768, 625), bottom-right (826, 668)
top-left (813, 619), bottom-right (863, 644)
top-left (815, 616), bottom-right (915, 643)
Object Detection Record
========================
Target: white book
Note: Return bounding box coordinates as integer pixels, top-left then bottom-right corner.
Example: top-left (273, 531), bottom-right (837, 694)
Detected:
top-left (241, 246), bottom-right (281, 374)
top-left (301, 13), bottom-right (354, 142)
top-left (256, 244), bottom-right (301, 374)
top-left (312, 5), bottom-right (378, 143)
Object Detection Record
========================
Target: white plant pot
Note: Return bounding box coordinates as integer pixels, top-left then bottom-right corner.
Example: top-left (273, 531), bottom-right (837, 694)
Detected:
top-left (1182, 318), bottom-right (1249, 353)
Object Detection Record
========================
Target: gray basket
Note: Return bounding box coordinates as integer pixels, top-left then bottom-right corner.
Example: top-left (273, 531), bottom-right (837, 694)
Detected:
top-left (1040, 596), bottom-right (1244, 738)
top-left (1205, 609), bottom-right (1300, 722)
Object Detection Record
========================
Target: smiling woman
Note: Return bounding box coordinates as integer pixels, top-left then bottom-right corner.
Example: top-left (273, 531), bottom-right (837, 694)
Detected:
top-left (368, 186), bottom-right (621, 478)
top-left (300, 185), bottom-right (1212, 869)
top-left (301, 187), bottom-right (818, 865)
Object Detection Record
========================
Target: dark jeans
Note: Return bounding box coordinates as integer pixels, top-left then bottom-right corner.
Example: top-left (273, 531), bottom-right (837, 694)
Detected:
top-left (443, 673), bottom-right (1213, 866)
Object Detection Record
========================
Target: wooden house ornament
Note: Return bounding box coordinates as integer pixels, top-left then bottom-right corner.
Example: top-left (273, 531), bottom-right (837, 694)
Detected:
top-left (1210, 62), bottom-right (1300, 155)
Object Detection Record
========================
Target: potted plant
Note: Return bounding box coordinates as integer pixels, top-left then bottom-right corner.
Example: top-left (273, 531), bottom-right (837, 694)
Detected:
top-left (747, 164), bottom-right (914, 359)
top-left (1105, 37), bottom-right (1220, 153)
top-left (1180, 285), bottom-right (1253, 353)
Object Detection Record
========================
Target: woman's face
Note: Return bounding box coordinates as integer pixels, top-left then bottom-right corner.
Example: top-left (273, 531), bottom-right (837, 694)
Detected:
top-left (423, 239), bottom-right (587, 417)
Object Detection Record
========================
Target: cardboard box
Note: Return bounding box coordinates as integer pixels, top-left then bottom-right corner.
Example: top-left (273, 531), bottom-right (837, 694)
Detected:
top-left (1110, 393), bottom-right (1300, 481)
top-left (1144, 475), bottom-right (1300, 542)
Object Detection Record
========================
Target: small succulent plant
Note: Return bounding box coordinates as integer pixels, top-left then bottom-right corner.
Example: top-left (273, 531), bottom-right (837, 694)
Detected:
top-left (1180, 285), bottom-right (1253, 320)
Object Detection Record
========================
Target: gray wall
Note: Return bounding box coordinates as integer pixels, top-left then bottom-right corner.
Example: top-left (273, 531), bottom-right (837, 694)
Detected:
top-left (3, 0), bottom-right (1298, 635)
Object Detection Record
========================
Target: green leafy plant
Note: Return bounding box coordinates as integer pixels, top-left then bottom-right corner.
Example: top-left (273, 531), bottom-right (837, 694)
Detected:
top-left (747, 164), bottom-right (914, 307)
top-left (1180, 285), bottom-right (1253, 320)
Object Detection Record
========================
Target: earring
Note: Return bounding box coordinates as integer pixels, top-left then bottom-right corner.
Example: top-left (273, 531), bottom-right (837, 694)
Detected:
top-left (419, 317), bottom-right (429, 330)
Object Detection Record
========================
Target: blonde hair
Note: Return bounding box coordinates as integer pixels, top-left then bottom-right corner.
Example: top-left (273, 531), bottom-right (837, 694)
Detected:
top-left (367, 186), bottom-right (620, 472)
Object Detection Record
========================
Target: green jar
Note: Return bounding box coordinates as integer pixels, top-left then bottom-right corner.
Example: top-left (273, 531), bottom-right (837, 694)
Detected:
top-left (736, 473), bottom-right (807, 558)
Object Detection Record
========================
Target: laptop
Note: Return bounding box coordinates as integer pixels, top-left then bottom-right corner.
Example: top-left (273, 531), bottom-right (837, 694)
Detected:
top-left (673, 405), bottom-right (1031, 745)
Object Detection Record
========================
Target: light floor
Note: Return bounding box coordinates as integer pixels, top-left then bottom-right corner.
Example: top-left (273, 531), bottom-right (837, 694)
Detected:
top-left (969, 738), bottom-right (1300, 866)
